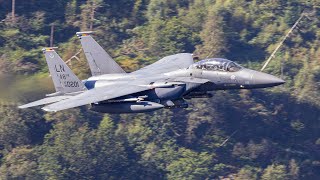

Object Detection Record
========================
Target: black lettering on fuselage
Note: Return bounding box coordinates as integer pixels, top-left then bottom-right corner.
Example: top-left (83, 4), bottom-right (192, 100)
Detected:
top-left (55, 65), bottom-right (65, 73)
top-left (64, 81), bottom-right (80, 88)
top-left (60, 74), bottom-right (66, 80)
top-left (58, 73), bottom-right (70, 80)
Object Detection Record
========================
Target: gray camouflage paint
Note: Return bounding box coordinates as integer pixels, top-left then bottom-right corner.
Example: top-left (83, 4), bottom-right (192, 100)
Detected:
top-left (19, 33), bottom-right (285, 113)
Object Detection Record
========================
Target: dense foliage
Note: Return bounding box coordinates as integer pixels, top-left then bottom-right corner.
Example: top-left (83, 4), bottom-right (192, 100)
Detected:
top-left (0, 0), bottom-right (320, 179)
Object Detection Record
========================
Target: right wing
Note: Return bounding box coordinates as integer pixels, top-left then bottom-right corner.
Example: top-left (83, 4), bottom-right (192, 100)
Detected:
top-left (42, 84), bottom-right (150, 112)
top-left (132, 53), bottom-right (194, 75)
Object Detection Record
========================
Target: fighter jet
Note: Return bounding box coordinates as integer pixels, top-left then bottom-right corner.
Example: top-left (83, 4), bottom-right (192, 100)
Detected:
top-left (18, 32), bottom-right (285, 113)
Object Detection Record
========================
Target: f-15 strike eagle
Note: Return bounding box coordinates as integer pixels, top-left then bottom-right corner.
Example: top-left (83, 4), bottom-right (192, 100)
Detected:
top-left (18, 32), bottom-right (285, 113)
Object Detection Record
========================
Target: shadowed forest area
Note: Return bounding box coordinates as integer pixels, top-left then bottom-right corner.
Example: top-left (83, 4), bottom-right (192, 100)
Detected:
top-left (0, 0), bottom-right (320, 179)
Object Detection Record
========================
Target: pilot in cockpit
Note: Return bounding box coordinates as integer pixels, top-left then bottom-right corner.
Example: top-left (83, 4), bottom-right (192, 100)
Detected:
top-left (227, 62), bottom-right (241, 72)
top-left (191, 58), bottom-right (242, 72)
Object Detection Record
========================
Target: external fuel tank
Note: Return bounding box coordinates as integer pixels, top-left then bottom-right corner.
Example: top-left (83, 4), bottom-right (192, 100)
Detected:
top-left (90, 101), bottom-right (164, 113)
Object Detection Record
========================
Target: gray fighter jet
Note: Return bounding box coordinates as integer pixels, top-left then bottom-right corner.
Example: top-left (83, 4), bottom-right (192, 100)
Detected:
top-left (18, 32), bottom-right (285, 113)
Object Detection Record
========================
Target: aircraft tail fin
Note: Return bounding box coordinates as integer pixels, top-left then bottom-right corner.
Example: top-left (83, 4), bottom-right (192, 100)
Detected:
top-left (43, 48), bottom-right (87, 94)
top-left (76, 31), bottom-right (126, 76)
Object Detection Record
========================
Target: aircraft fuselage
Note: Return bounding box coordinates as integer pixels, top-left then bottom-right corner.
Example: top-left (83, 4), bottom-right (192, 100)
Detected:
top-left (84, 58), bottom-right (284, 113)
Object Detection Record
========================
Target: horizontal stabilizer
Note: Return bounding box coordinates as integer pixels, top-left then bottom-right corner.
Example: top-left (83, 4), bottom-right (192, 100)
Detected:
top-left (18, 96), bottom-right (72, 109)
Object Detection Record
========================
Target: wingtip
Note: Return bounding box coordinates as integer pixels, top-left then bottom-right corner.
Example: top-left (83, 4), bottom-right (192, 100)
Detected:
top-left (18, 104), bottom-right (31, 109)
top-left (42, 107), bottom-right (57, 112)
top-left (76, 31), bottom-right (94, 37)
top-left (42, 47), bottom-right (58, 52)
top-left (18, 105), bottom-right (25, 109)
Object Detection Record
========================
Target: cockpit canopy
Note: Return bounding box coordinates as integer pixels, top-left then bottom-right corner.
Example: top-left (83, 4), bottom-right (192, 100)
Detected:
top-left (190, 58), bottom-right (242, 72)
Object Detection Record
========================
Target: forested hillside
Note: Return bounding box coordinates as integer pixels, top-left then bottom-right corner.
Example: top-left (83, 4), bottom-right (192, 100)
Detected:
top-left (0, 0), bottom-right (320, 179)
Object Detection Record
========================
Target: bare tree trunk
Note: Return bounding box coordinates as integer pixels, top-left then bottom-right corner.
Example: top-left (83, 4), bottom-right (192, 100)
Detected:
top-left (50, 24), bottom-right (55, 47)
top-left (89, 1), bottom-right (96, 31)
top-left (12, 0), bottom-right (16, 24)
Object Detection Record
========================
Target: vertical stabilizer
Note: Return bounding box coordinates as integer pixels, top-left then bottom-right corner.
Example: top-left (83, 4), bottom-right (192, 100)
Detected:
top-left (43, 48), bottom-right (87, 94)
top-left (76, 31), bottom-right (126, 76)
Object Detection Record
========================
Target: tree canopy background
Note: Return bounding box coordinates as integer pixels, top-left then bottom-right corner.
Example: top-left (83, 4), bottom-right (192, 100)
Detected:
top-left (0, 0), bottom-right (319, 179)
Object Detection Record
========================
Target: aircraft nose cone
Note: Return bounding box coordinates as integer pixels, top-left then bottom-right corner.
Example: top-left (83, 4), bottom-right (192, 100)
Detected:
top-left (252, 71), bottom-right (285, 87)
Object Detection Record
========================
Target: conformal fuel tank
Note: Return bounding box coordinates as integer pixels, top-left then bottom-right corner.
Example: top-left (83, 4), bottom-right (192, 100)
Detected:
top-left (90, 101), bottom-right (165, 113)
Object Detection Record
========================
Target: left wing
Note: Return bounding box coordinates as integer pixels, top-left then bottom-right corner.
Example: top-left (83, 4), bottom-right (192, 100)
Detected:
top-left (42, 84), bottom-right (150, 112)
top-left (41, 78), bottom-right (210, 112)
top-left (18, 95), bottom-right (72, 109)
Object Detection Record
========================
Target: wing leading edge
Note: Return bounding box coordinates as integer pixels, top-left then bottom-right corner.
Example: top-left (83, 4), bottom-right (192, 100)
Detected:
top-left (18, 96), bottom-right (73, 109)
top-left (132, 53), bottom-right (194, 75)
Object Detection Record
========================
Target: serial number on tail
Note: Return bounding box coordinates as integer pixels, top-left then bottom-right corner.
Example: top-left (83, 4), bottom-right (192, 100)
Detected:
top-left (64, 81), bottom-right (80, 88)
